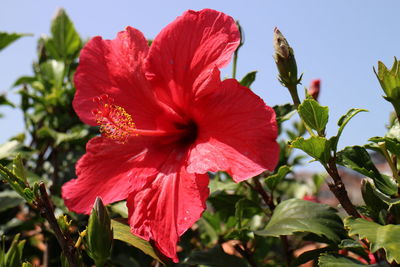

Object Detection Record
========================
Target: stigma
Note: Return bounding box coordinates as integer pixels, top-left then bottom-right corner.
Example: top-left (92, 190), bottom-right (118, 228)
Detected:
top-left (92, 94), bottom-right (187, 143)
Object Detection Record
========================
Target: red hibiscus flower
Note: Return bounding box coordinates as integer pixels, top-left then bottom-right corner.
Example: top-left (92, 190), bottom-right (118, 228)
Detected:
top-left (62, 9), bottom-right (279, 262)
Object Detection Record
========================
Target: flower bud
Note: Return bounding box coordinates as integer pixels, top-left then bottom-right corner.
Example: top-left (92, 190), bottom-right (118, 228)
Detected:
top-left (374, 58), bottom-right (400, 116)
top-left (308, 79), bottom-right (321, 101)
top-left (86, 197), bottom-right (113, 267)
top-left (273, 27), bottom-right (301, 88)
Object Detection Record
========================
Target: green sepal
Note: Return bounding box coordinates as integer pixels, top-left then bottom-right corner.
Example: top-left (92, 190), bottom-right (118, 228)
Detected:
top-left (239, 71), bottom-right (257, 88)
top-left (86, 197), bottom-right (113, 267)
top-left (374, 59), bottom-right (400, 116)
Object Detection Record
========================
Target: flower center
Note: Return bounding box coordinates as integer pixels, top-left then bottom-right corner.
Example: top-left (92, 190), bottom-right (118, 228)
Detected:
top-left (92, 94), bottom-right (190, 143)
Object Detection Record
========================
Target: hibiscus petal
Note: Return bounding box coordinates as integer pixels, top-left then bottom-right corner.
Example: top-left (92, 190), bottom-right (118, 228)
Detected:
top-left (187, 79), bottom-right (280, 182)
top-left (127, 150), bottom-right (209, 262)
top-left (145, 9), bottom-right (240, 109)
top-left (73, 26), bottom-right (161, 128)
top-left (62, 136), bottom-right (151, 214)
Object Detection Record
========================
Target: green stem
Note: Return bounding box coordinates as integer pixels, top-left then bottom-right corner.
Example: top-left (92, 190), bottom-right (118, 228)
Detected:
top-left (379, 142), bottom-right (400, 183)
top-left (232, 50), bottom-right (238, 79)
top-left (287, 84), bottom-right (301, 108)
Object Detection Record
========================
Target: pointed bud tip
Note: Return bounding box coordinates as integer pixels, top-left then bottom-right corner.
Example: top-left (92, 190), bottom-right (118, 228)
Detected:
top-left (53, 8), bottom-right (66, 19)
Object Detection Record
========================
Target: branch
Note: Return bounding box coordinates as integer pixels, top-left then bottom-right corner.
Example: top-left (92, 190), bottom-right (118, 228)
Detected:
top-left (37, 182), bottom-right (80, 267)
top-left (233, 244), bottom-right (258, 267)
top-left (249, 177), bottom-right (291, 266)
top-left (326, 158), bottom-right (360, 218)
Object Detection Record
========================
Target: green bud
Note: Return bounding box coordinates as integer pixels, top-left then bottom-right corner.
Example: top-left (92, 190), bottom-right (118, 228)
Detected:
top-left (86, 197), bottom-right (113, 267)
top-left (374, 58), bottom-right (400, 116)
top-left (273, 27), bottom-right (302, 88)
top-left (22, 262), bottom-right (34, 267)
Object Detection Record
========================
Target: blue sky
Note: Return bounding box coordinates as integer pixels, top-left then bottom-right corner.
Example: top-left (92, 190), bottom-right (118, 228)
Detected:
top-left (1, 1), bottom-right (399, 160)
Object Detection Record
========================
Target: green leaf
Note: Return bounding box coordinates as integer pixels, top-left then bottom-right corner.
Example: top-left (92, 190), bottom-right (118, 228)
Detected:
top-left (386, 121), bottom-right (400, 141)
top-left (110, 201), bottom-right (128, 218)
top-left (369, 136), bottom-right (400, 156)
top-left (0, 140), bottom-right (22, 160)
top-left (265, 165), bottom-right (291, 190)
top-left (208, 193), bottom-right (243, 221)
top-left (337, 146), bottom-right (397, 196)
top-left (331, 108), bottom-right (367, 152)
top-left (197, 211), bottom-right (220, 245)
top-left (0, 94), bottom-right (15, 108)
top-left (111, 219), bottom-right (163, 264)
top-left (0, 32), bottom-right (31, 51)
top-left (361, 180), bottom-right (388, 217)
top-left (0, 163), bottom-right (29, 201)
top-left (312, 173), bottom-right (326, 194)
top-left (4, 234), bottom-right (26, 267)
top-left (291, 246), bottom-right (336, 267)
top-left (0, 190), bottom-right (24, 212)
top-left (183, 245), bottom-right (249, 267)
top-left (235, 198), bottom-right (262, 228)
top-left (290, 136), bottom-right (331, 164)
top-left (318, 254), bottom-right (367, 266)
top-left (338, 239), bottom-right (372, 263)
top-left (12, 154), bottom-right (27, 183)
top-left (239, 71), bottom-right (257, 88)
top-left (298, 99), bottom-right (329, 135)
top-left (45, 8), bottom-right (81, 60)
top-left (345, 217), bottom-right (400, 263)
top-left (209, 172), bottom-right (238, 194)
top-left (256, 199), bottom-right (344, 243)
top-left (39, 60), bottom-right (65, 89)
top-left (13, 76), bottom-right (37, 87)
top-left (37, 126), bottom-right (89, 146)
top-left (273, 103), bottom-right (296, 124)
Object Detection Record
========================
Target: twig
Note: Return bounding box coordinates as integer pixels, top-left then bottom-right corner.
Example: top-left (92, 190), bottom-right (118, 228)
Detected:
top-left (250, 177), bottom-right (291, 266)
top-left (280, 235), bottom-right (291, 267)
top-left (325, 158), bottom-right (360, 218)
top-left (252, 177), bottom-right (275, 210)
top-left (37, 182), bottom-right (79, 267)
top-left (233, 244), bottom-right (258, 267)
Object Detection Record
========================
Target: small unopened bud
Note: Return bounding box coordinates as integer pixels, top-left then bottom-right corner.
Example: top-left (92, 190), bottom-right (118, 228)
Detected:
top-left (308, 79), bottom-right (321, 101)
top-left (273, 27), bottom-right (301, 88)
top-left (86, 197), bottom-right (113, 267)
top-left (374, 58), bottom-right (400, 117)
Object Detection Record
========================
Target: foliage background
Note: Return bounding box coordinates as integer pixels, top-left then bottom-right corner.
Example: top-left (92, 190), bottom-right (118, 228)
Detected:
top-left (2, 0), bottom-right (400, 153)
top-left (2, 1), bottom-right (400, 267)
